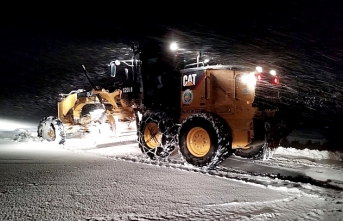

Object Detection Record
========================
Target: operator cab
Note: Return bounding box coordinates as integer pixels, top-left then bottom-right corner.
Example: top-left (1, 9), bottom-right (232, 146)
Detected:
top-left (110, 43), bottom-right (181, 118)
top-left (109, 64), bottom-right (133, 87)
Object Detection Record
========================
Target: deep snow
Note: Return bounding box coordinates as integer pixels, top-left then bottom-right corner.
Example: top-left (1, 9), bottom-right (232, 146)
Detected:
top-left (1, 118), bottom-right (343, 220)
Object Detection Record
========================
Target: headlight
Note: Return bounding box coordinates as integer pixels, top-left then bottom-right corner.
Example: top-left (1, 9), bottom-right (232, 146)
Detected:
top-left (170, 42), bottom-right (179, 51)
top-left (241, 72), bottom-right (257, 88)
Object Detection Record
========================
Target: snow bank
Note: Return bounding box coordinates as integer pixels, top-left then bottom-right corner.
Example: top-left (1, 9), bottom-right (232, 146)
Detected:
top-left (274, 146), bottom-right (343, 161)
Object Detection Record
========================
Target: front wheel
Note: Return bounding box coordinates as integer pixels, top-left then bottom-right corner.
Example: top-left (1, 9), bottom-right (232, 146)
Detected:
top-left (138, 111), bottom-right (178, 160)
top-left (37, 116), bottom-right (66, 144)
top-left (178, 113), bottom-right (232, 169)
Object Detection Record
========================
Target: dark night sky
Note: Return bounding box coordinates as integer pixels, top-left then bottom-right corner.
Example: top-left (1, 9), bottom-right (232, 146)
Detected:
top-left (2, 1), bottom-right (342, 51)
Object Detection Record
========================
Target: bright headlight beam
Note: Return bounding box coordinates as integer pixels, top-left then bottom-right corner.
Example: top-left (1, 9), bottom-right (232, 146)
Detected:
top-left (256, 66), bottom-right (263, 73)
top-left (241, 73), bottom-right (257, 88)
top-left (270, 70), bottom-right (276, 76)
top-left (170, 42), bottom-right (179, 51)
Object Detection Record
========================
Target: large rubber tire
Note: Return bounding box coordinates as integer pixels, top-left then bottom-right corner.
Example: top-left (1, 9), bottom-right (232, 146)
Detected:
top-left (138, 111), bottom-right (178, 160)
top-left (37, 116), bottom-right (66, 145)
top-left (179, 113), bottom-right (232, 169)
top-left (234, 142), bottom-right (265, 159)
top-left (235, 112), bottom-right (292, 159)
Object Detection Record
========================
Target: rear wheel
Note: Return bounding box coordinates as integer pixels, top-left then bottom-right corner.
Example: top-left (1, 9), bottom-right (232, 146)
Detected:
top-left (235, 113), bottom-right (291, 159)
top-left (37, 116), bottom-right (66, 144)
top-left (234, 143), bottom-right (265, 159)
top-left (179, 113), bottom-right (232, 169)
top-left (138, 111), bottom-right (178, 160)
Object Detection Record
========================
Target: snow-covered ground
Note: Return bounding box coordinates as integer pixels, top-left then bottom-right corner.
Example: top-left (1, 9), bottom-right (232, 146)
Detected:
top-left (1, 118), bottom-right (343, 220)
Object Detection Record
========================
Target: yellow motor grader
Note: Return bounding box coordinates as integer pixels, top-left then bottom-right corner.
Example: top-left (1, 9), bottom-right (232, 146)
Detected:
top-left (111, 42), bottom-right (298, 169)
top-left (38, 41), bottom-right (298, 169)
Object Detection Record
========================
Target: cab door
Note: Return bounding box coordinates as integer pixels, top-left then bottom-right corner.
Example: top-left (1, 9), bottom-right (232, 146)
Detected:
top-left (205, 69), bottom-right (235, 114)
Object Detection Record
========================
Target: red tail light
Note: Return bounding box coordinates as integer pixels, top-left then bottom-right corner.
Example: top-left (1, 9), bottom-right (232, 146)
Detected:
top-left (272, 77), bottom-right (279, 84)
top-left (256, 74), bottom-right (262, 80)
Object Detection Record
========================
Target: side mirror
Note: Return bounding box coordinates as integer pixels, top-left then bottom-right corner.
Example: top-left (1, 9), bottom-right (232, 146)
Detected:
top-left (110, 60), bottom-right (121, 77)
top-left (110, 61), bottom-right (116, 77)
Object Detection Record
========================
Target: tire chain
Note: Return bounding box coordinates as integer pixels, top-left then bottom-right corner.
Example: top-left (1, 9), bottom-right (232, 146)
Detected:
top-left (137, 111), bottom-right (178, 159)
top-left (178, 113), bottom-right (232, 169)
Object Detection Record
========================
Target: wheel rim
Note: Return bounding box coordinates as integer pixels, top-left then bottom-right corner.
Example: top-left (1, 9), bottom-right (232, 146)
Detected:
top-left (143, 122), bottom-right (162, 149)
top-left (46, 126), bottom-right (56, 141)
top-left (186, 127), bottom-right (211, 157)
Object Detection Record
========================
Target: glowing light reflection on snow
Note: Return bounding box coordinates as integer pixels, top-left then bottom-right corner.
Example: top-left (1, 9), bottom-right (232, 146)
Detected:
top-left (0, 118), bottom-right (36, 131)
